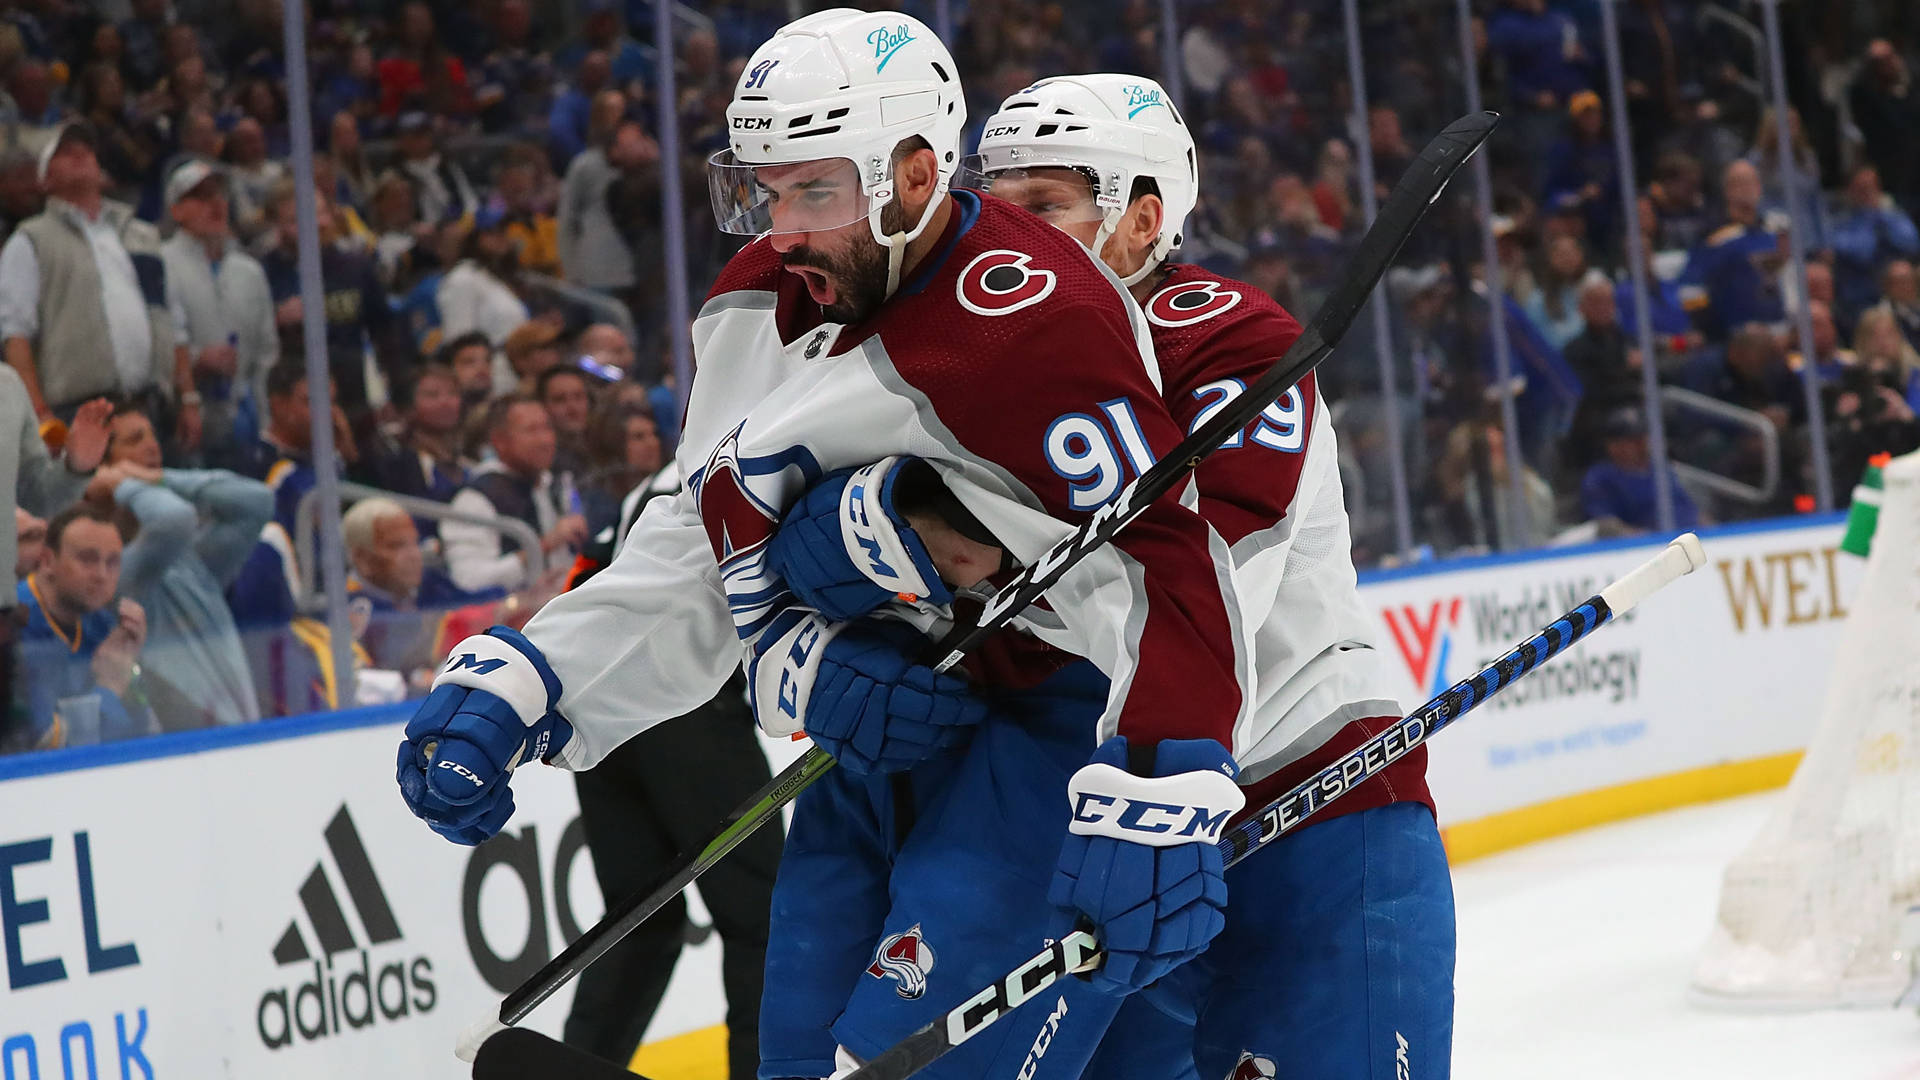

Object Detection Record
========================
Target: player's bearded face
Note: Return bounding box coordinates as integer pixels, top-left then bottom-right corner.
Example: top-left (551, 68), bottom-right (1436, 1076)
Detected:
top-left (779, 198), bottom-right (906, 323)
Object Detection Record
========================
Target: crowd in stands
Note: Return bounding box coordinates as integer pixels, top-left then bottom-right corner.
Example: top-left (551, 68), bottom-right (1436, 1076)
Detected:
top-left (1, 0), bottom-right (1918, 749)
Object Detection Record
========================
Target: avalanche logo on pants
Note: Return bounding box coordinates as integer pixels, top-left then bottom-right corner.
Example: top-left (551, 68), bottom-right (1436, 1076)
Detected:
top-left (867, 924), bottom-right (936, 999)
top-left (1229, 1052), bottom-right (1277, 1080)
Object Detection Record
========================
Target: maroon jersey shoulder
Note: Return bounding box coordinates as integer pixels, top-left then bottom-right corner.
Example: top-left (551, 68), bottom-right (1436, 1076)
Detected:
top-left (701, 235), bottom-right (824, 346)
top-left (703, 235), bottom-right (785, 303)
top-left (1145, 264), bottom-right (1303, 399)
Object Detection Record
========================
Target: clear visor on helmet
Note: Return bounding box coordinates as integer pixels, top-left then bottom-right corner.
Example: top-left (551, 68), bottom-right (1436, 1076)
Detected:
top-left (957, 156), bottom-right (1106, 227)
top-left (708, 149), bottom-right (878, 236)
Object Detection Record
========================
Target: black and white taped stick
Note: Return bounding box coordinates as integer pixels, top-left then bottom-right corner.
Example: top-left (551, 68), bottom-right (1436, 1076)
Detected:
top-left (840, 533), bottom-right (1709, 1080)
top-left (456, 110), bottom-right (1498, 1066)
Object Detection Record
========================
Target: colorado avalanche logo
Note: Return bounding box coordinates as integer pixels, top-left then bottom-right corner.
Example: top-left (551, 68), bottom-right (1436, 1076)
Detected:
top-left (867, 923), bottom-right (936, 999)
top-left (1147, 279), bottom-right (1242, 328)
top-left (690, 421), bottom-right (820, 639)
top-left (1229, 1051), bottom-right (1277, 1080)
top-left (956, 249), bottom-right (1057, 316)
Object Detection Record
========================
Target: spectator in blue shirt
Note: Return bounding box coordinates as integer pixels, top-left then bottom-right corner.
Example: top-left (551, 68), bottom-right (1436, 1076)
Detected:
top-left (1678, 159), bottom-right (1787, 341)
top-left (1829, 165), bottom-right (1920, 320)
top-left (547, 50), bottom-right (613, 165)
top-left (1581, 408), bottom-right (1700, 532)
top-left (556, 0), bottom-right (652, 94)
top-left (14, 502), bottom-right (153, 750)
top-left (1543, 91), bottom-right (1620, 252)
top-left (1486, 0), bottom-right (1593, 109)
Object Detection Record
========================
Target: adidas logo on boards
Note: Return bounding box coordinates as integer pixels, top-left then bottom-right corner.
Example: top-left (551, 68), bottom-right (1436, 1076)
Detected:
top-left (256, 806), bottom-right (437, 1050)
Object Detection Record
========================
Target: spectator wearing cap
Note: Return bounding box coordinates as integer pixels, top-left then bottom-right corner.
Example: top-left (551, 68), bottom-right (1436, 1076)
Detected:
top-left (0, 122), bottom-right (199, 447)
top-left (258, 181), bottom-right (406, 423)
top-left (161, 158), bottom-right (277, 469)
top-left (558, 91), bottom-right (638, 297)
top-left (1677, 160), bottom-right (1786, 342)
top-left (1542, 91), bottom-right (1620, 252)
top-left (1829, 165), bottom-right (1920, 321)
top-left (92, 397), bottom-right (271, 731)
top-left (438, 209), bottom-right (532, 358)
top-left (443, 392), bottom-right (584, 593)
top-left (395, 111), bottom-right (478, 227)
top-left (1581, 408), bottom-right (1699, 533)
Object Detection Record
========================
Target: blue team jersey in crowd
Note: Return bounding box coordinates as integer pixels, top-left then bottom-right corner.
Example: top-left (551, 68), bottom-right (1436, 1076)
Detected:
top-left (1679, 222), bottom-right (1786, 339)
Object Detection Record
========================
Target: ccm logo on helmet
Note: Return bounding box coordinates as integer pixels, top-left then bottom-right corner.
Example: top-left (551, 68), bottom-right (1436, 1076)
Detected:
top-left (956, 250), bottom-right (1057, 316)
top-left (1146, 280), bottom-right (1242, 328)
top-left (731, 116), bottom-right (773, 131)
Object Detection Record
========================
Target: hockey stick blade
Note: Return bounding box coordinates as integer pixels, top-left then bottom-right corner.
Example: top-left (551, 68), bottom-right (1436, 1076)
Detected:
top-left (455, 746), bottom-right (837, 1060)
top-left (455, 109), bottom-right (1497, 1064)
top-left (845, 533), bottom-right (1707, 1080)
top-left (470, 1026), bottom-right (655, 1080)
top-left (930, 109), bottom-right (1498, 673)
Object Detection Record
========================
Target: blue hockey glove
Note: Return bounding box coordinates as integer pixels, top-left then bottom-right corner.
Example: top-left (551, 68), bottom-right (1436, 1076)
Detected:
top-left (395, 626), bottom-right (573, 845)
top-left (765, 456), bottom-right (955, 622)
top-left (748, 613), bottom-right (986, 774)
top-left (1049, 736), bottom-right (1246, 994)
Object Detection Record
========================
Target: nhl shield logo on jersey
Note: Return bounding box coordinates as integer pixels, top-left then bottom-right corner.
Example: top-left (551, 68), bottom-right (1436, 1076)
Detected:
top-left (1228, 1051), bottom-right (1277, 1080)
top-left (1147, 279), bottom-right (1243, 328)
top-left (956, 249), bottom-right (1057, 316)
top-left (867, 923), bottom-right (936, 999)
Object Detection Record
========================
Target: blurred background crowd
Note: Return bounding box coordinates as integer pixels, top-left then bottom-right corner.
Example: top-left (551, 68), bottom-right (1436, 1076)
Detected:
top-left (0, 0), bottom-right (1914, 752)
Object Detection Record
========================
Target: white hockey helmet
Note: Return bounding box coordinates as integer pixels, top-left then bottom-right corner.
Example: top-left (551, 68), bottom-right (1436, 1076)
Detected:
top-left (964, 74), bottom-right (1198, 285)
top-left (709, 9), bottom-right (967, 293)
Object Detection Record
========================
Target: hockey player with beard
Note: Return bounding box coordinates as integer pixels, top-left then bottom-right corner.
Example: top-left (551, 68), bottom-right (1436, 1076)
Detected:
top-left (396, 13), bottom-right (1254, 1080)
top-left (756, 75), bottom-right (1457, 1079)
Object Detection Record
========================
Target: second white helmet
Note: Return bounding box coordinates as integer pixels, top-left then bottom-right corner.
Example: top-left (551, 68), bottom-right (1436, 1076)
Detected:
top-left (966, 74), bottom-right (1198, 285)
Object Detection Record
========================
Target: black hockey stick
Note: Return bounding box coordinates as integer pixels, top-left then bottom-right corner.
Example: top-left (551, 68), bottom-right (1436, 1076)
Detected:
top-left (469, 1027), bottom-right (655, 1080)
top-left (458, 109), bottom-right (1497, 1065)
top-left (841, 534), bottom-right (1708, 1080)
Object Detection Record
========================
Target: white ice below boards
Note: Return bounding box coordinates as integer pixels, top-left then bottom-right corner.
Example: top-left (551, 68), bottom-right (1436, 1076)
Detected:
top-left (1454, 791), bottom-right (1920, 1080)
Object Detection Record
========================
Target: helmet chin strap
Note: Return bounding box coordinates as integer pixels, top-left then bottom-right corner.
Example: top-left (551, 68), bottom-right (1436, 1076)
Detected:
top-left (1092, 206), bottom-right (1167, 287)
top-left (871, 183), bottom-right (949, 297)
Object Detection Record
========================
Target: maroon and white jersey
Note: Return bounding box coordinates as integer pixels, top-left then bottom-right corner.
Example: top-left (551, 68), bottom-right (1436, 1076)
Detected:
top-left (524, 192), bottom-right (1252, 769)
top-left (1143, 264), bottom-right (1428, 815)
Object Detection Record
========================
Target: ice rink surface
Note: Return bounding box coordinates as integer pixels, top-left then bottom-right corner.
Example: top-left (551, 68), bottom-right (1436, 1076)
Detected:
top-left (1454, 791), bottom-right (1920, 1080)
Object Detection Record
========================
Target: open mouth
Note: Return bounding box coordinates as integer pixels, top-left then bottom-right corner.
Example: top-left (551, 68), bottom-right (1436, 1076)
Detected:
top-left (785, 262), bottom-right (837, 306)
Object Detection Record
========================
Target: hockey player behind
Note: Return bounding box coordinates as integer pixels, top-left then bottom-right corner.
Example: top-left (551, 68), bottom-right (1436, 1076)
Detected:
top-left (756, 75), bottom-right (1459, 1078)
top-left (395, 12), bottom-right (1254, 1080)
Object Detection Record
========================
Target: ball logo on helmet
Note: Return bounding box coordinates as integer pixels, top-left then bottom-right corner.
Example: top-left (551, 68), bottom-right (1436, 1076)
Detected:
top-left (868, 25), bottom-right (916, 73)
top-left (956, 249), bottom-right (1057, 316)
top-left (1146, 279), bottom-right (1243, 328)
top-left (1122, 84), bottom-right (1168, 119)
